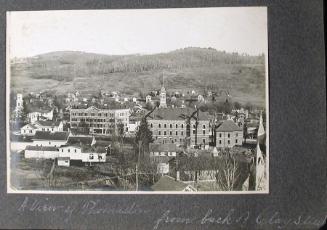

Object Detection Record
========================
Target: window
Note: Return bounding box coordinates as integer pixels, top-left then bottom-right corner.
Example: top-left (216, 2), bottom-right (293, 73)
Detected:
top-left (52, 128), bottom-right (54, 131)
top-left (170, 131), bottom-right (172, 135)
top-left (219, 140), bottom-right (222, 144)
top-left (49, 142), bottom-right (51, 145)
top-left (193, 130), bottom-right (196, 134)
top-left (89, 154), bottom-right (94, 160)
top-left (159, 124), bottom-right (161, 128)
top-left (228, 140), bottom-right (230, 144)
top-left (61, 149), bottom-right (63, 152)
top-left (235, 139), bottom-right (238, 144)
top-left (23, 130), bottom-right (26, 133)
top-left (68, 149), bottom-right (70, 153)
top-left (170, 124), bottom-right (172, 128)
top-left (176, 131), bottom-right (178, 135)
top-left (30, 130), bottom-right (32, 133)
top-left (176, 124), bottom-right (178, 128)
top-left (164, 131), bottom-right (167, 135)
top-left (203, 130), bottom-right (205, 134)
top-left (181, 124), bottom-right (184, 128)
top-left (74, 149), bottom-right (77, 153)
top-left (203, 125), bottom-right (206, 129)
top-left (219, 133), bottom-right (222, 138)
top-left (159, 131), bottom-right (161, 135)
top-left (164, 124), bottom-right (167, 128)
top-left (228, 133), bottom-right (230, 138)
top-left (181, 131), bottom-right (184, 136)
top-left (203, 139), bottom-right (206, 143)
top-left (236, 133), bottom-right (238, 137)
top-left (150, 123), bottom-right (153, 128)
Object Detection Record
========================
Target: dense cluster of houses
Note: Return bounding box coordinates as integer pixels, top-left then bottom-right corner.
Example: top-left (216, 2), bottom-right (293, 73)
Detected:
top-left (12, 82), bottom-right (266, 191)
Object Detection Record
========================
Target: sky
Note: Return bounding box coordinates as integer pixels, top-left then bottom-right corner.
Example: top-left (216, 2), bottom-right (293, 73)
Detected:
top-left (7, 7), bottom-right (267, 58)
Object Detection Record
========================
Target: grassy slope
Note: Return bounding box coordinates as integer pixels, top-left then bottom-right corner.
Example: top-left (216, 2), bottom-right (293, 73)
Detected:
top-left (10, 48), bottom-right (266, 106)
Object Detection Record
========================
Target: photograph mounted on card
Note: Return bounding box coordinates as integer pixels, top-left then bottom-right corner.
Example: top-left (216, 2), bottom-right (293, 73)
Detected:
top-left (6, 7), bottom-right (269, 194)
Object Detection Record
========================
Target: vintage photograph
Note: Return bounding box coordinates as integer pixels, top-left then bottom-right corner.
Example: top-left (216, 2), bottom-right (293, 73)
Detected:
top-left (7, 7), bottom-right (268, 193)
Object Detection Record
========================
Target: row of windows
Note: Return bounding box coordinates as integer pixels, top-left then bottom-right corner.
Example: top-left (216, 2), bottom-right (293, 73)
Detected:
top-left (150, 123), bottom-right (208, 129)
top-left (151, 123), bottom-right (185, 129)
top-left (156, 130), bottom-right (184, 136)
top-left (217, 139), bottom-right (239, 144)
top-left (71, 112), bottom-right (114, 117)
top-left (218, 133), bottom-right (240, 138)
top-left (71, 112), bottom-right (128, 117)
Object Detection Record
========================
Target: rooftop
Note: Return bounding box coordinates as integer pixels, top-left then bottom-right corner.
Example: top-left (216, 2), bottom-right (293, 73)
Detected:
top-left (33, 131), bottom-right (69, 141)
top-left (216, 120), bottom-right (242, 132)
top-left (34, 120), bottom-right (61, 127)
top-left (147, 108), bottom-right (212, 121)
top-left (25, 145), bottom-right (58, 151)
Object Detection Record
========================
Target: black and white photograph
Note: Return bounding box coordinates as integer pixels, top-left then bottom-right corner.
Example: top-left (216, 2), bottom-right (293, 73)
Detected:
top-left (7, 7), bottom-right (268, 193)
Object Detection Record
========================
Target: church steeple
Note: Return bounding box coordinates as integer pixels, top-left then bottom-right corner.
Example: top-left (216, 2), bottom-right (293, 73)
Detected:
top-left (255, 112), bottom-right (266, 191)
top-left (159, 74), bottom-right (167, 108)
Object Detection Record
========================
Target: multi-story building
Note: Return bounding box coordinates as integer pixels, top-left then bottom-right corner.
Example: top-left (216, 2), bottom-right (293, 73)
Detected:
top-left (190, 112), bottom-right (212, 148)
top-left (147, 108), bottom-right (187, 146)
top-left (147, 108), bottom-right (212, 148)
top-left (70, 105), bottom-right (130, 135)
top-left (216, 120), bottom-right (243, 148)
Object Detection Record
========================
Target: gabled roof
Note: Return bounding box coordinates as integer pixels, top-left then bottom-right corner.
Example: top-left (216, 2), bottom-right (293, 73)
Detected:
top-left (33, 131), bottom-right (69, 141)
top-left (151, 176), bottom-right (192, 191)
top-left (34, 120), bottom-right (61, 127)
top-left (147, 108), bottom-right (212, 121)
top-left (25, 145), bottom-right (58, 151)
top-left (149, 143), bottom-right (178, 152)
top-left (216, 120), bottom-right (242, 132)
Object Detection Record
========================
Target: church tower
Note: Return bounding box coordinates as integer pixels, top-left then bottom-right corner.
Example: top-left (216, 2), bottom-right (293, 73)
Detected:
top-left (159, 75), bottom-right (167, 108)
top-left (255, 113), bottom-right (266, 191)
top-left (15, 93), bottom-right (23, 118)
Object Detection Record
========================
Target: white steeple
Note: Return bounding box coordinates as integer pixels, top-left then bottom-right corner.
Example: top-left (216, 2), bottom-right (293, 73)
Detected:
top-left (159, 74), bottom-right (167, 108)
top-left (255, 112), bottom-right (266, 191)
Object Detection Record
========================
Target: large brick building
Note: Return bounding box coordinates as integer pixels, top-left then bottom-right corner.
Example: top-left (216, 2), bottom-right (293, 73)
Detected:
top-left (70, 105), bottom-right (130, 135)
top-left (147, 108), bottom-right (212, 148)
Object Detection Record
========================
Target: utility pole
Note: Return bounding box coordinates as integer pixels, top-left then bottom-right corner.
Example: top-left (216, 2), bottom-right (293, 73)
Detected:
top-left (136, 140), bottom-right (142, 191)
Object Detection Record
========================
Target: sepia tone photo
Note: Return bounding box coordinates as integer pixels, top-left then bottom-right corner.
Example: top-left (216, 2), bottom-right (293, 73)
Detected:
top-left (6, 7), bottom-right (268, 193)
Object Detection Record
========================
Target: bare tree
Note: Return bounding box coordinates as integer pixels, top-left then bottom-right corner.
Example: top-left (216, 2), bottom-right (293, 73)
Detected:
top-left (215, 156), bottom-right (240, 191)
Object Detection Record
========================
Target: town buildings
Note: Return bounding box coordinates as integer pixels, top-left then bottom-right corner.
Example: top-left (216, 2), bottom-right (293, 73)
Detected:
top-left (70, 105), bottom-right (130, 135)
top-left (20, 120), bottom-right (63, 136)
top-left (216, 120), bottom-right (243, 148)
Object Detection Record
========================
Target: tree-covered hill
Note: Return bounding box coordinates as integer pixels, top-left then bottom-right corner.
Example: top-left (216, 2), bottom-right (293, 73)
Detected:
top-left (10, 47), bottom-right (266, 106)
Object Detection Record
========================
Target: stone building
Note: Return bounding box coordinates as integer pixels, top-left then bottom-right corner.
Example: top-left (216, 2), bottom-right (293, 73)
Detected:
top-left (147, 108), bottom-right (212, 148)
top-left (216, 120), bottom-right (243, 148)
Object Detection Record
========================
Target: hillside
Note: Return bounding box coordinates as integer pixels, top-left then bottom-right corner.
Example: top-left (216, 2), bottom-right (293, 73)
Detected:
top-left (10, 47), bottom-right (266, 105)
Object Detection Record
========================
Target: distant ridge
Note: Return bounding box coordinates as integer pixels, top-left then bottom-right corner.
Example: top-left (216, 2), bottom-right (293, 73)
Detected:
top-left (10, 47), bottom-right (266, 106)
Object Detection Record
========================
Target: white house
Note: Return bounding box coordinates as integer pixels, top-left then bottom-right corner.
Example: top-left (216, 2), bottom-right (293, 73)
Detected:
top-left (25, 134), bottom-right (106, 166)
top-left (34, 120), bottom-right (63, 132)
top-left (20, 121), bottom-right (63, 136)
top-left (28, 109), bottom-right (54, 123)
top-left (20, 124), bottom-right (38, 136)
top-left (58, 145), bottom-right (106, 164)
top-left (25, 146), bottom-right (59, 159)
